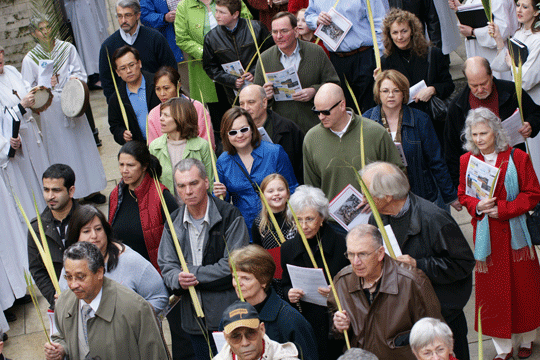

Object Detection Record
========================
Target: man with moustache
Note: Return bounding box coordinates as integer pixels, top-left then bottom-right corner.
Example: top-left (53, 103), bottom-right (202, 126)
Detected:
top-left (28, 164), bottom-right (79, 310)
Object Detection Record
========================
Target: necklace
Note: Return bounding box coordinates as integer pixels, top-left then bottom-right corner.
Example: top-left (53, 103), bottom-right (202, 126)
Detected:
top-left (128, 189), bottom-right (138, 202)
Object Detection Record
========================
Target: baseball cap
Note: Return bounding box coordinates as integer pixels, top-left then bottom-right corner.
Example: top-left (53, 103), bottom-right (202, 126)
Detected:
top-left (222, 301), bottom-right (260, 334)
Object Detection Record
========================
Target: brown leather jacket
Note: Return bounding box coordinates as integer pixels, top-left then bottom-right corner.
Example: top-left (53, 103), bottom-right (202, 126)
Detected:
top-left (328, 255), bottom-right (443, 360)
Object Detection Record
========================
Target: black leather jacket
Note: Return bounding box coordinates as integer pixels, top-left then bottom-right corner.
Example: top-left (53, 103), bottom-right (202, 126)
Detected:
top-left (202, 18), bottom-right (273, 102)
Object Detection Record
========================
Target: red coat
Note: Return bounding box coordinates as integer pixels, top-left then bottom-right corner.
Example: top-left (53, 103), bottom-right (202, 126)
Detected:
top-left (247, 0), bottom-right (287, 32)
top-left (288, 0), bottom-right (308, 14)
top-left (458, 147), bottom-right (540, 338)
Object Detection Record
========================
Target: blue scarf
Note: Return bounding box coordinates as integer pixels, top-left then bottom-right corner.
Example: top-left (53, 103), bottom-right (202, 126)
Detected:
top-left (474, 152), bottom-right (534, 272)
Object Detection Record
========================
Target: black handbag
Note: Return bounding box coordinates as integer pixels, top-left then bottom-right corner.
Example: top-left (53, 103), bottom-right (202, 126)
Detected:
top-left (426, 48), bottom-right (450, 123)
top-left (510, 149), bottom-right (540, 245)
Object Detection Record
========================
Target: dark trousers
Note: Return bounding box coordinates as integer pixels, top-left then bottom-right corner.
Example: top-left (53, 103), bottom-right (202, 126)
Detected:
top-left (189, 332), bottom-right (218, 360)
top-left (445, 309), bottom-right (470, 360)
top-left (166, 303), bottom-right (196, 360)
top-left (329, 48), bottom-right (376, 114)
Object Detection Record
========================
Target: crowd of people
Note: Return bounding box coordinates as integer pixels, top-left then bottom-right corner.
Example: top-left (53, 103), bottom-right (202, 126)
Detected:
top-left (1, 0), bottom-right (540, 359)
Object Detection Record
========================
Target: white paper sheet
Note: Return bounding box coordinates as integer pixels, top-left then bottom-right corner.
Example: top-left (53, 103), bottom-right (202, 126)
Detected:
top-left (38, 60), bottom-right (54, 87)
top-left (286, 264), bottom-right (328, 307)
top-left (313, 8), bottom-right (353, 52)
top-left (408, 80), bottom-right (427, 104)
top-left (383, 225), bottom-right (402, 257)
top-left (502, 109), bottom-right (525, 147)
top-left (212, 332), bottom-right (228, 353)
top-left (329, 184), bottom-right (370, 231)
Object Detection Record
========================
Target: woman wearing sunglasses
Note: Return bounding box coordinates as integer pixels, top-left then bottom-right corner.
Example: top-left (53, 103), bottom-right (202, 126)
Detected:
top-left (214, 107), bottom-right (298, 238)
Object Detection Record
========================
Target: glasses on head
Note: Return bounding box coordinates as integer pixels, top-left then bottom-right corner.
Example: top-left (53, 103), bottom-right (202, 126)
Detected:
top-left (380, 88), bottom-right (401, 96)
top-left (344, 247), bottom-right (381, 261)
top-left (312, 100), bottom-right (342, 116)
top-left (116, 13), bottom-right (136, 19)
top-left (228, 328), bottom-right (259, 344)
top-left (228, 126), bottom-right (250, 137)
top-left (64, 274), bottom-right (87, 282)
top-left (117, 62), bottom-right (137, 72)
top-left (297, 216), bottom-right (318, 226)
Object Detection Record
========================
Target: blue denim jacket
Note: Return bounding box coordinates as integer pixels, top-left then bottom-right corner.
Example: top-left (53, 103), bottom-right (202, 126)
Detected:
top-left (364, 105), bottom-right (456, 203)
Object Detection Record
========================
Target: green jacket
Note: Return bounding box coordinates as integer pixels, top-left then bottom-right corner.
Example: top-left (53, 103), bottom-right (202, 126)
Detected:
top-left (149, 135), bottom-right (215, 193)
top-left (303, 110), bottom-right (405, 201)
top-left (175, 0), bottom-right (252, 103)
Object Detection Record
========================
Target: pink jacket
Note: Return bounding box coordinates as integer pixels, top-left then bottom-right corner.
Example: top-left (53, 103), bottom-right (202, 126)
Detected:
top-left (147, 96), bottom-right (215, 149)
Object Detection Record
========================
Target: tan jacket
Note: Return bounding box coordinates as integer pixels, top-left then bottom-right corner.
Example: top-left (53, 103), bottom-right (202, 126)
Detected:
top-left (328, 255), bottom-right (443, 360)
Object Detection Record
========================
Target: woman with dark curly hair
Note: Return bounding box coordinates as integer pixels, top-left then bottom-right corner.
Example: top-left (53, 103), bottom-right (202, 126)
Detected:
top-left (378, 8), bottom-right (454, 142)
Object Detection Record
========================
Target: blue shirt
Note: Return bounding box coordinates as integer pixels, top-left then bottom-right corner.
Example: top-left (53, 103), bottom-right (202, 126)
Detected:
top-left (216, 141), bottom-right (298, 239)
top-left (305, 0), bottom-right (385, 52)
top-left (126, 76), bottom-right (148, 139)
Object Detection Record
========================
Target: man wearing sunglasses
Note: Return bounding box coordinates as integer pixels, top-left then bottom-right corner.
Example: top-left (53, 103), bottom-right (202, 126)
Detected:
top-left (303, 83), bottom-right (405, 234)
top-left (215, 301), bottom-right (300, 360)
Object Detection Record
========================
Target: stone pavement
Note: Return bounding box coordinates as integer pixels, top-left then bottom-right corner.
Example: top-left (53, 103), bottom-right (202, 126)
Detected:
top-left (4, 48), bottom-right (540, 360)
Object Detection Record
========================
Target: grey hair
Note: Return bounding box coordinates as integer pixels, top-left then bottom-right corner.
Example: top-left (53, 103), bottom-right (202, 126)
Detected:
top-left (410, 317), bottom-right (454, 353)
top-left (287, 185), bottom-right (329, 220)
top-left (337, 348), bottom-right (379, 360)
top-left (174, 158), bottom-right (208, 180)
top-left (359, 161), bottom-right (410, 199)
top-left (29, 15), bottom-right (49, 31)
top-left (63, 242), bottom-right (105, 273)
top-left (116, 0), bottom-right (141, 13)
top-left (346, 224), bottom-right (383, 249)
top-left (462, 108), bottom-right (509, 155)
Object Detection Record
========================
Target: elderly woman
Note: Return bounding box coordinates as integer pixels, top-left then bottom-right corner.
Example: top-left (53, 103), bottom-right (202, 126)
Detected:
top-left (59, 205), bottom-right (169, 312)
top-left (228, 245), bottom-right (318, 360)
top-left (146, 66), bottom-right (214, 146)
top-left (458, 108), bottom-right (540, 360)
top-left (149, 97), bottom-right (215, 193)
top-left (364, 70), bottom-right (459, 211)
top-left (281, 185), bottom-right (349, 360)
top-left (214, 107), bottom-right (298, 236)
top-left (379, 9), bottom-right (454, 142)
top-left (410, 318), bottom-right (458, 360)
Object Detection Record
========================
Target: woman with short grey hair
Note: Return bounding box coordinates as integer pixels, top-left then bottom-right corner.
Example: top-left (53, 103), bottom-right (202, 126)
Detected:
top-left (410, 317), bottom-right (457, 360)
top-left (281, 185), bottom-right (349, 360)
top-left (458, 107), bottom-right (540, 360)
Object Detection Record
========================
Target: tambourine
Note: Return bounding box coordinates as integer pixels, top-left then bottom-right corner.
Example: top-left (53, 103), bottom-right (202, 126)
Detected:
top-left (61, 78), bottom-right (90, 118)
top-left (30, 86), bottom-right (53, 112)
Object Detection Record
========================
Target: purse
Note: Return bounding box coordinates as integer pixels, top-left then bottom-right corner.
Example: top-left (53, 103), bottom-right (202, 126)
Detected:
top-left (426, 48), bottom-right (450, 123)
top-left (510, 149), bottom-right (540, 245)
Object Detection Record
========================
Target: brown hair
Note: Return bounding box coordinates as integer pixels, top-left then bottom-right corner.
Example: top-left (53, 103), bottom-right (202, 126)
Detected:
top-left (220, 107), bottom-right (261, 155)
top-left (229, 245), bottom-right (276, 290)
top-left (215, 0), bottom-right (241, 15)
top-left (160, 97), bottom-right (199, 139)
top-left (382, 9), bottom-right (429, 58)
top-left (373, 69), bottom-right (410, 104)
top-left (258, 174), bottom-right (291, 236)
top-left (272, 11), bottom-right (297, 28)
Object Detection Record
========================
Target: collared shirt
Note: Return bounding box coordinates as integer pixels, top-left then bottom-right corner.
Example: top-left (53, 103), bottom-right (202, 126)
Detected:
top-left (183, 202), bottom-right (211, 266)
top-left (52, 203), bottom-right (75, 246)
top-left (392, 195), bottom-right (411, 218)
top-left (120, 23), bottom-right (140, 45)
top-left (304, 0), bottom-right (385, 52)
top-left (330, 111), bottom-right (353, 138)
top-left (126, 75), bottom-right (148, 139)
top-left (278, 40), bottom-right (302, 71)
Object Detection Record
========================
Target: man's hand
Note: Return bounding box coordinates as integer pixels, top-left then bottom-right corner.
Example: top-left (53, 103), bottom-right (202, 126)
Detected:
top-left (123, 130), bottom-right (133, 142)
top-left (448, 0), bottom-right (461, 11)
top-left (333, 310), bottom-right (350, 332)
top-left (317, 11), bottom-right (332, 26)
top-left (291, 88), bottom-right (316, 102)
top-left (235, 73), bottom-right (254, 89)
top-left (44, 341), bottom-right (65, 360)
top-left (51, 74), bottom-right (59, 88)
top-left (263, 82), bottom-right (275, 100)
top-left (450, 199), bottom-right (463, 211)
top-left (288, 288), bottom-right (305, 304)
top-left (396, 254), bottom-right (417, 267)
top-left (10, 136), bottom-right (21, 149)
top-left (518, 122), bottom-right (532, 138)
top-left (317, 285), bottom-right (331, 297)
top-left (165, 10), bottom-right (176, 23)
top-left (20, 90), bottom-right (36, 108)
top-left (179, 272), bottom-right (199, 290)
top-left (459, 24), bottom-right (474, 37)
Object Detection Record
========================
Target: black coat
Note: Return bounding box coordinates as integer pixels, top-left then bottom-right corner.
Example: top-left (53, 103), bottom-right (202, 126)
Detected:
top-left (107, 70), bottom-right (161, 145)
top-left (369, 193), bottom-right (475, 318)
top-left (444, 78), bottom-right (540, 187)
top-left (388, 0), bottom-right (442, 48)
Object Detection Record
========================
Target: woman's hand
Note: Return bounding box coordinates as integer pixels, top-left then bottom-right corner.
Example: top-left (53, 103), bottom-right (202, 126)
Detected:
top-left (123, 130), bottom-right (133, 142)
top-left (504, 50), bottom-right (513, 68)
top-left (10, 136), bottom-right (21, 149)
top-left (459, 24), bottom-right (474, 37)
top-left (317, 285), bottom-right (331, 298)
top-left (373, 67), bottom-right (381, 79)
top-left (477, 197), bottom-right (497, 212)
top-left (292, 88), bottom-right (316, 102)
top-left (450, 199), bottom-right (463, 211)
top-left (483, 206), bottom-right (499, 218)
top-left (50, 74), bottom-right (59, 88)
top-left (20, 90), bottom-right (36, 108)
top-left (448, 0), bottom-right (461, 11)
top-left (213, 182), bottom-right (227, 198)
top-left (333, 310), bottom-right (350, 332)
top-left (165, 10), bottom-right (176, 23)
top-left (288, 288), bottom-right (305, 303)
top-left (413, 86), bottom-right (436, 102)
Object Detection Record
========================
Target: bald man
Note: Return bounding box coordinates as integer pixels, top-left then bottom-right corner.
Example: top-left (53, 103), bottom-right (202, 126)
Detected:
top-left (444, 56), bottom-right (540, 187)
top-left (303, 83), bottom-right (405, 232)
top-left (239, 85), bottom-right (305, 183)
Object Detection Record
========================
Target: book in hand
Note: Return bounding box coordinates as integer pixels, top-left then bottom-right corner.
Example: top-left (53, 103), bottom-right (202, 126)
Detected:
top-left (456, 4), bottom-right (490, 28)
top-left (508, 37), bottom-right (528, 66)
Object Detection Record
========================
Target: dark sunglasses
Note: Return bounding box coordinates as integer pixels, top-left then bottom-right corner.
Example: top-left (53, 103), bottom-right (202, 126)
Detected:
top-left (228, 126), bottom-right (250, 137)
top-left (311, 100), bottom-right (342, 116)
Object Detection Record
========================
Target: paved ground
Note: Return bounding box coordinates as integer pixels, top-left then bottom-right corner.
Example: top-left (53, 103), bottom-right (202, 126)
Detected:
top-left (4, 46), bottom-right (540, 360)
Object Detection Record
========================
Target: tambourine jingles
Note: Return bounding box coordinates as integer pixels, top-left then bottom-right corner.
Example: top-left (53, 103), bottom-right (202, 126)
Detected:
top-left (61, 78), bottom-right (90, 118)
top-left (30, 86), bottom-right (53, 112)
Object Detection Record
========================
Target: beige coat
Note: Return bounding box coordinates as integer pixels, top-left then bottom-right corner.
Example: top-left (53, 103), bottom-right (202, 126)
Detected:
top-left (52, 277), bottom-right (168, 359)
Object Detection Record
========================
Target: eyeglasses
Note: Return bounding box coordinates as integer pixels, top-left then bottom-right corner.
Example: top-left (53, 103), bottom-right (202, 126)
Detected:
top-left (228, 126), bottom-right (250, 137)
top-left (116, 13), bottom-right (136, 19)
top-left (64, 274), bottom-right (87, 282)
top-left (380, 89), bottom-right (402, 96)
top-left (117, 62), bottom-right (138, 72)
top-left (228, 328), bottom-right (259, 344)
top-left (344, 247), bottom-right (381, 261)
top-left (312, 100), bottom-right (342, 116)
top-left (418, 347), bottom-right (449, 358)
top-left (296, 216), bottom-right (318, 225)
